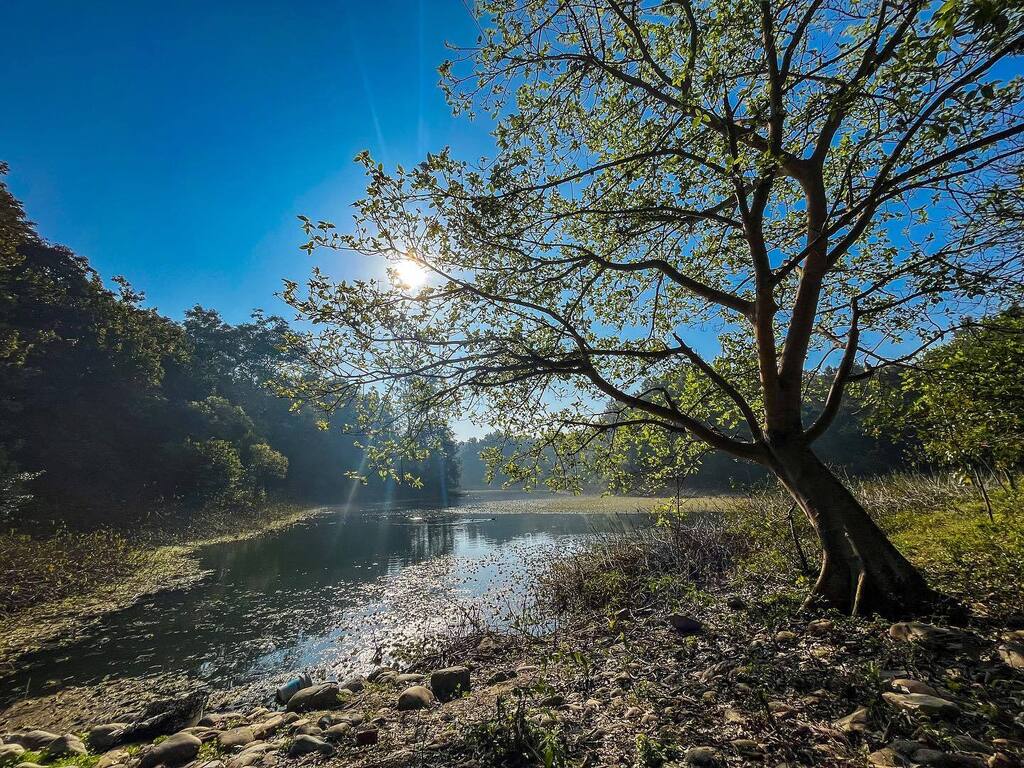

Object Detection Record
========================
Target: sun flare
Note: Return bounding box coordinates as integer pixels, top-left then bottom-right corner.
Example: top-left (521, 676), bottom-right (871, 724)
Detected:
top-left (393, 258), bottom-right (427, 289)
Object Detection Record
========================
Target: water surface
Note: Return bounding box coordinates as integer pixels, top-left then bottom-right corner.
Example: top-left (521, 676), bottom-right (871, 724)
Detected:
top-left (2, 491), bottom-right (652, 707)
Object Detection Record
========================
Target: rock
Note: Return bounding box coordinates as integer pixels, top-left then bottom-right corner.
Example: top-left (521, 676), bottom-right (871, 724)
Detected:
top-left (121, 691), bottom-right (208, 743)
top-left (997, 642), bottom-right (1024, 669)
top-left (430, 666), bottom-right (471, 702)
top-left (354, 728), bottom-right (378, 747)
top-left (366, 667), bottom-right (396, 682)
top-left (292, 723), bottom-right (322, 737)
top-left (44, 735), bottom-right (87, 759)
top-left (768, 701), bottom-right (795, 718)
top-left (95, 749), bottom-right (131, 768)
top-left (397, 685), bottom-right (434, 710)
top-left (882, 691), bottom-right (960, 717)
top-left (834, 706), bottom-right (870, 733)
top-left (989, 753), bottom-right (1020, 768)
top-left (0, 745), bottom-right (26, 763)
top-left (318, 713), bottom-right (361, 728)
top-left (775, 630), bottom-right (798, 643)
top-left (396, 673), bottom-right (426, 684)
top-left (888, 622), bottom-right (981, 652)
top-left (5, 732), bottom-right (59, 750)
top-left (140, 732), bottom-right (202, 768)
top-left (86, 724), bottom-right (128, 752)
top-left (685, 746), bottom-right (723, 767)
top-left (868, 747), bottom-right (908, 767)
top-left (807, 619), bottom-right (834, 635)
top-left (892, 678), bottom-right (940, 696)
top-left (486, 669), bottom-right (516, 686)
top-left (668, 615), bottom-right (703, 635)
top-left (323, 724), bottom-right (353, 742)
top-left (723, 707), bottom-right (746, 724)
top-left (218, 728), bottom-right (255, 750)
top-left (285, 683), bottom-right (351, 712)
top-left (731, 739), bottom-right (762, 757)
top-left (287, 735), bottom-right (333, 757)
top-left (911, 748), bottom-right (948, 765)
top-left (339, 675), bottom-right (365, 693)
top-left (251, 716), bottom-right (287, 740)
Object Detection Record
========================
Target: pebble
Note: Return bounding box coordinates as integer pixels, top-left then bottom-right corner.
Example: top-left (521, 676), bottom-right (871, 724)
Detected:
top-left (882, 691), bottom-right (960, 717)
top-left (140, 732), bottom-right (202, 768)
top-left (430, 666), bottom-right (471, 702)
top-left (218, 727), bottom-right (255, 750)
top-left (287, 735), bottom-right (333, 757)
top-left (685, 745), bottom-right (723, 766)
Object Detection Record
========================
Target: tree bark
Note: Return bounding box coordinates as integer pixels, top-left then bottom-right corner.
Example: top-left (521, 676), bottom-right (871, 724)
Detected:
top-left (770, 443), bottom-right (942, 617)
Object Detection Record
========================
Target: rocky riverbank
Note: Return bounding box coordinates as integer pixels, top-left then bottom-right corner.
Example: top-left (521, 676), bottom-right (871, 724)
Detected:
top-left (2, 590), bottom-right (1023, 768)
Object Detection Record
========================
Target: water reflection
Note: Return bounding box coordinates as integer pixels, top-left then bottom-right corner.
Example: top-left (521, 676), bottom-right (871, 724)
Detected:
top-left (1, 493), bottom-right (647, 706)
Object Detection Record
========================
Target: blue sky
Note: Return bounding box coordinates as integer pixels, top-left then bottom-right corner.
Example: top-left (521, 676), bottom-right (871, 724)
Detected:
top-left (1, 0), bottom-right (494, 323)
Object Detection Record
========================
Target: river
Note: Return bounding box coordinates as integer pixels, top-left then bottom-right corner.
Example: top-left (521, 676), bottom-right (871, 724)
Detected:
top-left (1, 491), bottom-right (655, 711)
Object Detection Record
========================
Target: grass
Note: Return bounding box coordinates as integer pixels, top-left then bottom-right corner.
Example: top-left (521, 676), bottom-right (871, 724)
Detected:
top-left (535, 471), bottom-right (1024, 621)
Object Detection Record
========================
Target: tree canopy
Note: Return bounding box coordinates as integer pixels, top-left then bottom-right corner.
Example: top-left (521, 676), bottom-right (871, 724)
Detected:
top-left (287, 0), bottom-right (1024, 615)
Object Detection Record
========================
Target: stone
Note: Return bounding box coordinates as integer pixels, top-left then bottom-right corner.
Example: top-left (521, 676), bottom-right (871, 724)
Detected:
top-left (287, 735), bottom-right (333, 757)
top-left (911, 748), bottom-right (948, 765)
top-left (949, 736), bottom-right (992, 755)
top-left (292, 724), bottom-right (322, 737)
top-left (775, 630), bottom-right (798, 643)
top-left (96, 749), bottom-right (130, 768)
top-left (868, 747), bottom-right (907, 767)
top-left (323, 724), bottom-right (354, 742)
top-left (397, 685), bottom-right (435, 710)
top-left (477, 635), bottom-right (500, 653)
top-left (0, 745), bottom-right (26, 763)
top-left (318, 713), bottom-right (361, 728)
top-left (339, 675), bottom-right (365, 693)
top-left (251, 716), bottom-right (286, 740)
top-left (668, 614), bottom-right (703, 635)
top-left (989, 753), bottom-right (1020, 768)
top-left (430, 666), bottom-right (471, 702)
top-left (891, 678), bottom-right (940, 696)
top-left (731, 739), bottom-right (762, 757)
top-left (486, 669), bottom-right (516, 686)
top-left (140, 732), bottom-right (202, 768)
top-left (396, 673), bottom-right (426, 684)
top-left (354, 728), bottom-right (378, 747)
top-left (888, 622), bottom-right (981, 652)
top-left (285, 683), bottom-right (351, 712)
top-left (807, 619), bottom-right (834, 635)
top-left (834, 706), bottom-right (870, 733)
top-left (5, 732), bottom-right (59, 750)
top-left (724, 707), bottom-right (746, 725)
top-left (87, 724), bottom-right (128, 751)
top-left (685, 746), bottom-right (723, 767)
top-left (882, 691), bottom-right (960, 718)
top-left (218, 728), bottom-right (255, 750)
top-left (997, 643), bottom-right (1024, 669)
top-left (366, 667), bottom-right (396, 682)
top-left (44, 735), bottom-right (87, 759)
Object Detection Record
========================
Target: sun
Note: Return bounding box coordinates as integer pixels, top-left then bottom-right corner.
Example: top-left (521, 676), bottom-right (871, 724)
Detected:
top-left (393, 258), bottom-right (427, 289)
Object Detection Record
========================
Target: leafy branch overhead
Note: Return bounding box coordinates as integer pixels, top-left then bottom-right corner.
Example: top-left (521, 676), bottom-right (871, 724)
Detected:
top-left (287, 0), bottom-right (1023, 489)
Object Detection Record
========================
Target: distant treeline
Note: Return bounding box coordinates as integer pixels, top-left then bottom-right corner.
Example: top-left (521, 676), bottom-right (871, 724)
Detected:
top-left (0, 170), bottom-right (458, 528)
top-left (459, 311), bottom-right (1024, 495)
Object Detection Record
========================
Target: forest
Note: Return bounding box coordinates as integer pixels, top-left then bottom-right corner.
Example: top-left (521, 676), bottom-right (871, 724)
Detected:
top-left (0, 168), bottom-right (459, 532)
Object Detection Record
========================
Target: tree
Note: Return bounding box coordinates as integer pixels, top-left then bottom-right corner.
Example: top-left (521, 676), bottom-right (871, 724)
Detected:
top-left (869, 307), bottom-right (1024, 511)
top-left (288, 0), bottom-right (1024, 615)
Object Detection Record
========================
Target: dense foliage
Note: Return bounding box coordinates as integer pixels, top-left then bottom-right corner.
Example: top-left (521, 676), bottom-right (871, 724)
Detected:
top-left (0, 171), bottom-right (459, 528)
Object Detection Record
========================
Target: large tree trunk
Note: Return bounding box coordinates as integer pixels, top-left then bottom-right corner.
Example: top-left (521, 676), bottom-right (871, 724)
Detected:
top-left (770, 444), bottom-right (942, 617)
